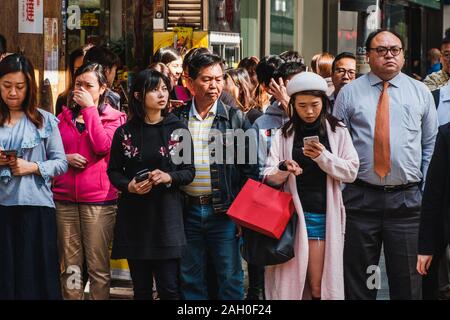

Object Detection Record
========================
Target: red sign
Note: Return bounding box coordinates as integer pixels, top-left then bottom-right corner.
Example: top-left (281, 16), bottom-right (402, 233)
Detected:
top-left (26, 0), bottom-right (35, 22)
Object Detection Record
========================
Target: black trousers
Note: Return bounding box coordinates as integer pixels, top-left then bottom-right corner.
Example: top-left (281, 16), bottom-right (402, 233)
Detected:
top-left (128, 259), bottom-right (180, 300)
top-left (343, 184), bottom-right (422, 300)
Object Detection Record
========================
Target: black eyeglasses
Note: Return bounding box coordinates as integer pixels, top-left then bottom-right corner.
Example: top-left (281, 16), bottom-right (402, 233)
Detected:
top-left (335, 68), bottom-right (356, 77)
top-left (369, 46), bottom-right (403, 57)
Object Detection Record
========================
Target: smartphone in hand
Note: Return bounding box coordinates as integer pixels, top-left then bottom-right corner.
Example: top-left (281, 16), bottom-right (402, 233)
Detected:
top-left (135, 169), bottom-right (150, 183)
top-left (1, 150), bottom-right (18, 159)
top-left (303, 136), bottom-right (319, 146)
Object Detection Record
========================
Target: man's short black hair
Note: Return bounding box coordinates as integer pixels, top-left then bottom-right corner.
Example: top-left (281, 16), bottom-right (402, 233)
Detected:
top-left (441, 37), bottom-right (450, 50)
top-left (0, 34), bottom-right (6, 55)
top-left (256, 55), bottom-right (284, 87)
top-left (365, 29), bottom-right (405, 52)
top-left (332, 52), bottom-right (356, 72)
top-left (188, 53), bottom-right (224, 80)
top-left (279, 50), bottom-right (304, 64)
top-left (273, 62), bottom-right (306, 82)
top-left (84, 45), bottom-right (121, 69)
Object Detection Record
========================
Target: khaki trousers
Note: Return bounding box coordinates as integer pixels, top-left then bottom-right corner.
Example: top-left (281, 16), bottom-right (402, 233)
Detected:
top-left (56, 202), bottom-right (116, 300)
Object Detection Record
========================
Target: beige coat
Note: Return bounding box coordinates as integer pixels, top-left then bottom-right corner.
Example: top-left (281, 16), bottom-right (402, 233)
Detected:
top-left (264, 120), bottom-right (359, 300)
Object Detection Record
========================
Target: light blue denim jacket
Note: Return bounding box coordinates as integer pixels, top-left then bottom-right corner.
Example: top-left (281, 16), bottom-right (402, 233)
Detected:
top-left (0, 109), bottom-right (68, 208)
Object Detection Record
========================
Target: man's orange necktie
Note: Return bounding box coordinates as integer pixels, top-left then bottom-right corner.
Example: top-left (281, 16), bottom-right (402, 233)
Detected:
top-left (374, 81), bottom-right (391, 178)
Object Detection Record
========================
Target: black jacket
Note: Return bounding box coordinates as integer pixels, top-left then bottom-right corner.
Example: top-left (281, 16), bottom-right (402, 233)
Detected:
top-left (107, 113), bottom-right (195, 259)
top-left (172, 99), bottom-right (258, 213)
top-left (419, 123), bottom-right (450, 255)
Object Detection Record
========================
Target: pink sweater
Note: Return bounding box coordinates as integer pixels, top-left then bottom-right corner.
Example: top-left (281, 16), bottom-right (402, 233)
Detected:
top-left (52, 105), bottom-right (127, 203)
top-left (263, 121), bottom-right (359, 300)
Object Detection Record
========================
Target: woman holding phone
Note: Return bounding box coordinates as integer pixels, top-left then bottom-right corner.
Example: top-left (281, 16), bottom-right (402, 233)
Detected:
top-left (0, 54), bottom-right (68, 299)
top-left (263, 72), bottom-right (359, 300)
top-left (52, 62), bottom-right (127, 300)
top-left (107, 69), bottom-right (194, 300)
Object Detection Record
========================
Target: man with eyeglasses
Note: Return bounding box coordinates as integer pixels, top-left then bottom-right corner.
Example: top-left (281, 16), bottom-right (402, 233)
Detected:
top-left (330, 52), bottom-right (357, 109)
top-left (334, 29), bottom-right (438, 300)
top-left (423, 38), bottom-right (450, 91)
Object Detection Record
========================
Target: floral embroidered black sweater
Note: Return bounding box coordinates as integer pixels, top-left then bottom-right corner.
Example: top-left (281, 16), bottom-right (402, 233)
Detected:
top-left (107, 113), bottom-right (195, 259)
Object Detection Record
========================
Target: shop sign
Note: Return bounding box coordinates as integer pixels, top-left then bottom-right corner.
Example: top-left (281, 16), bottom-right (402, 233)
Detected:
top-left (67, 5), bottom-right (81, 30)
top-left (153, 0), bottom-right (165, 30)
top-left (153, 30), bottom-right (209, 54)
top-left (44, 18), bottom-right (59, 86)
top-left (81, 13), bottom-right (99, 27)
top-left (18, 0), bottom-right (43, 34)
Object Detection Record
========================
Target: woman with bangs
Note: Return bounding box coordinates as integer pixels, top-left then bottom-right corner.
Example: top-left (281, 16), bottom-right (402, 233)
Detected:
top-left (0, 54), bottom-right (68, 299)
top-left (108, 69), bottom-right (194, 300)
top-left (52, 62), bottom-right (127, 300)
top-left (263, 72), bottom-right (359, 300)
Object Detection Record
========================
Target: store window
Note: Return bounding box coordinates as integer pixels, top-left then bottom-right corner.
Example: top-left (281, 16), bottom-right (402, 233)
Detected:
top-left (384, 2), bottom-right (409, 69)
top-left (270, 0), bottom-right (296, 54)
top-left (209, 0), bottom-right (241, 33)
top-left (66, 0), bottom-right (110, 54)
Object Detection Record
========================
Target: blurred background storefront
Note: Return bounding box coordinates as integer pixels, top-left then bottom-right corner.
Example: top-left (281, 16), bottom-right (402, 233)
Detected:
top-left (326, 0), bottom-right (443, 76)
top-left (0, 0), bottom-right (446, 113)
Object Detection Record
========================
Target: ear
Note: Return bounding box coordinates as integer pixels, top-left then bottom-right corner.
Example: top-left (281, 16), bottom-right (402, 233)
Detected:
top-left (99, 84), bottom-right (107, 96)
top-left (134, 92), bottom-right (141, 101)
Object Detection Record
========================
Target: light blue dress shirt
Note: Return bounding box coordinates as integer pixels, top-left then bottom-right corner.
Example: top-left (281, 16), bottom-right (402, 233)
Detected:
top-left (333, 72), bottom-right (438, 186)
top-left (0, 109), bottom-right (68, 208)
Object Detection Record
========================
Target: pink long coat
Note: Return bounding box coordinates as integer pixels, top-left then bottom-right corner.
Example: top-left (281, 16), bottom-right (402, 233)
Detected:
top-left (263, 120), bottom-right (359, 300)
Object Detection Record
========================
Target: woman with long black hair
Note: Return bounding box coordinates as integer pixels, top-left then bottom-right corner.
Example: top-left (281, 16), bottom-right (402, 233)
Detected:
top-left (108, 69), bottom-right (195, 300)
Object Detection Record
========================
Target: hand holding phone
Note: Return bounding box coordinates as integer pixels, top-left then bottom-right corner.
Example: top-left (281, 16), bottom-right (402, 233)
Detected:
top-left (128, 169), bottom-right (153, 194)
top-left (1, 149), bottom-right (18, 161)
top-left (303, 135), bottom-right (319, 146)
top-left (302, 135), bottom-right (324, 159)
top-left (134, 169), bottom-right (151, 183)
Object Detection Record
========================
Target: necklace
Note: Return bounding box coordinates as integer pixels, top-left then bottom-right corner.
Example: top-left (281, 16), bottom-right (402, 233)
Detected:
top-left (145, 115), bottom-right (163, 124)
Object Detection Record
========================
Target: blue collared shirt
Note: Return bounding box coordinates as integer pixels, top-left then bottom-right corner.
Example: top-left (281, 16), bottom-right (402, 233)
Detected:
top-left (333, 72), bottom-right (438, 186)
top-left (0, 109), bottom-right (68, 208)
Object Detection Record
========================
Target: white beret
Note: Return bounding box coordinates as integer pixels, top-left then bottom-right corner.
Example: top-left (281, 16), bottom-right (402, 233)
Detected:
top-left (286, 72), bottom-right (328, 97)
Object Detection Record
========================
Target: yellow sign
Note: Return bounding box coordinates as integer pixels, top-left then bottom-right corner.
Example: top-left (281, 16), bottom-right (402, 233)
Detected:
top-left (153, 30), bottom-right (209, 55)
top-left (80, 13), bottom-right (98, 27)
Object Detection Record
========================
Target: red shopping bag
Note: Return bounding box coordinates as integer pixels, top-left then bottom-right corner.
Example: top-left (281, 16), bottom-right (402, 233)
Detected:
top-left (227, 178), bottom-right (295, 239)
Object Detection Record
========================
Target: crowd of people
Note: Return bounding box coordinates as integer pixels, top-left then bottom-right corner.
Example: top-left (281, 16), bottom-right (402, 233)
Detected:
top-left (0, 28), bottom-right (450, 300)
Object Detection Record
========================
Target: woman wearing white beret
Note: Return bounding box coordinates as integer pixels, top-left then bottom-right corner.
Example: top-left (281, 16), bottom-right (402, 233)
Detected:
top-left (263, 72), bottom-right (359, 300)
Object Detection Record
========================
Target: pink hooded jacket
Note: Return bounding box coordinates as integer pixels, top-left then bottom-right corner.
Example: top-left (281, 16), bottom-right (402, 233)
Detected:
top-left (52, 105), bottom-right (127, 203)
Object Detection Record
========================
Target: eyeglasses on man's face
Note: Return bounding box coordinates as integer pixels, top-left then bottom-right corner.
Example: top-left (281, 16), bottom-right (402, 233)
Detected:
top-left (442, 51), bottom-right (450, 60)
top-left (369, 46), bottom-right (403, 57)
top-left (335, 68), bottom-right (356, 77)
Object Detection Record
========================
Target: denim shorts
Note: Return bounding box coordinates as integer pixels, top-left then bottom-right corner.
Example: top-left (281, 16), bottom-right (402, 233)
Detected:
top-left (304, 212), bottom-right (326, 240)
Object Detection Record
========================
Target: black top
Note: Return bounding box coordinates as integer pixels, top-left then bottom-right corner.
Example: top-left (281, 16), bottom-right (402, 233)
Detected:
top-left (107, 113), bottom-right (195, 260)
top-left (75, 121), bottom-right (86, 134)
top-left (419, 123), bottom-right (450, 255)
top-left (292, 119), bottom-right (330, 214)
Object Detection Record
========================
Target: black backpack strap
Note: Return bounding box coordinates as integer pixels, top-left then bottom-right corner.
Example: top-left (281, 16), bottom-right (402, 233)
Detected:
top-left (432, 89), bottom-right (440, 109)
